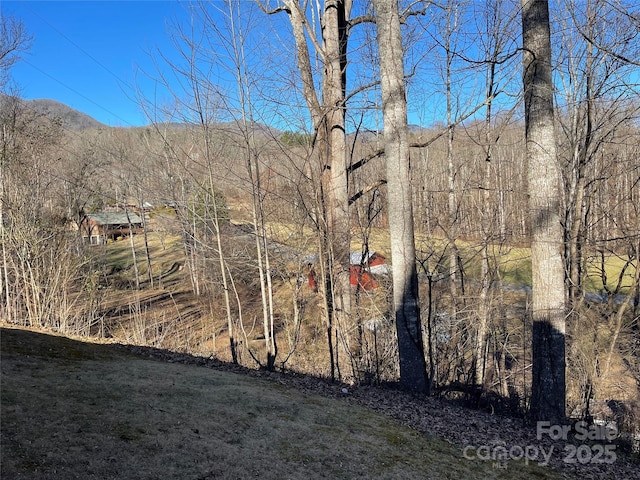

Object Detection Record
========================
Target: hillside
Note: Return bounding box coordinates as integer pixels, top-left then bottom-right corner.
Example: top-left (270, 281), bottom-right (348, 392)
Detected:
top-left (23, 98), bottom-right (106, 130)
top-left (2, 326), bottom-right (638, 479)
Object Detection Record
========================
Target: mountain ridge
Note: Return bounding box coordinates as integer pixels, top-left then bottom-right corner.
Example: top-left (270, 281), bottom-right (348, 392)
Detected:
top-left (21, 98), bottom-right (286, 137)
top-left (23, 98), bottom-right (107, 131)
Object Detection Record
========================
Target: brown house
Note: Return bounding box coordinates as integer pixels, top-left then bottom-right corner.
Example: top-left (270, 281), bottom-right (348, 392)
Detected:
top-left (80, 212), bottom-right (143, 245)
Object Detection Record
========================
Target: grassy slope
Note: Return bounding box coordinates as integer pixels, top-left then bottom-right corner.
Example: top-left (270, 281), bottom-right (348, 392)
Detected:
top-left (1, 326), bottom-right (560, 480)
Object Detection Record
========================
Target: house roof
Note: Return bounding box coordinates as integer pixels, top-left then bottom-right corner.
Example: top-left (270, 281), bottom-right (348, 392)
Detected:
top-left (86, 212), bottom-right (143, 225)
top-left (350, 251), bottom-right (380, 265)
top-left (303, 251), bottom-right (382, 266)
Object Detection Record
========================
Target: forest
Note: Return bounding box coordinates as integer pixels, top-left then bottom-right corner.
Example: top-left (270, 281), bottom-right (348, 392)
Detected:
top-left (1, 0), bottom-right (639, 444)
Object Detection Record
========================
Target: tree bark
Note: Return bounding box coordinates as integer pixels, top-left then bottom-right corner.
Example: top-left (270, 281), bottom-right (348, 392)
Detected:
top-left (277, 0), bottom-right (352, 380)
top-left (322, 0), bottom-right (352, 377)
top-left (521, 0), bottom-right (566, 423)
top-left (374, 0), bottom-right (427, 392)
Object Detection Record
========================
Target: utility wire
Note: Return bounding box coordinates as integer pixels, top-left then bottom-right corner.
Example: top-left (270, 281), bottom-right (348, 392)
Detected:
top-left (19, 1), bottom-right (144, 127)
top-left (21, 59), bottom-right (134, 127)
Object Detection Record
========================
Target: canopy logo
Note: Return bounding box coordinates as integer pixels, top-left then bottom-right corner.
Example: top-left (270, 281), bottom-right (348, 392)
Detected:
top-left (463, 421), bottom-right (619, 469)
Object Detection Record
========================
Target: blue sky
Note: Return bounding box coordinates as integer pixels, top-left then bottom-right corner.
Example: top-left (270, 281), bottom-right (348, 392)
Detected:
top-left (3, 1), bottom-right (518, 131)
top-left (3, 0), bottom-right (191, 127)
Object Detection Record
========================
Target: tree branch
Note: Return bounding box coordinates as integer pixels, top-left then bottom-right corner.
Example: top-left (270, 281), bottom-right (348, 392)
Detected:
top-left (349, 179), bottom-right (387, 205)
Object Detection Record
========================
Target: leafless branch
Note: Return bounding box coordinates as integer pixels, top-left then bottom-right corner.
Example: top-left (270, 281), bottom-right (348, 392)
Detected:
top-left (348, 179), bottom-right (387, 205)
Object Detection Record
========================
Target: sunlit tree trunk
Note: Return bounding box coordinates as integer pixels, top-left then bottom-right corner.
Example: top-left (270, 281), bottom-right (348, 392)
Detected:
top-left (323, 0), bottom-right (353, 377)
top-left (374, 0), bottom-right (427, 392)
top-left (272, 0), bottom-right (352, 380)
top-left (521, 0), bottom-right (566, 423)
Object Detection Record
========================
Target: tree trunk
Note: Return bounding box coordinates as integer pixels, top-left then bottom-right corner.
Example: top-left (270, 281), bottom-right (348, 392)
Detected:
top-left (374, 0), bottom-right (427, 392)
top-left (322, 0), bottom-right (352, 376)
top-left (125, 205), bottom-right (140, 290)
top-left (278, 0), bottom-right (351, 380)
top-left (444, 4), bottom-right (461, 311)
top-left (138, 192), bottom-right (154, 288)
top-left (521, 0), bottom-right (566, 423)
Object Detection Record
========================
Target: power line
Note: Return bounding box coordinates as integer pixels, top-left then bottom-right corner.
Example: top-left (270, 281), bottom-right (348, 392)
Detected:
top-left (22, 2), bottom-right (136, 91)
top-left (19, 1), bottom-right (144, 127)
top-left (21, 59), bottom-right (135, 127)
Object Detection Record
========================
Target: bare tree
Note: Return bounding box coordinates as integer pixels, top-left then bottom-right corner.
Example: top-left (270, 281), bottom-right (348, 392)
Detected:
top-left (471, 0), bottom-right (520, 392)
top-left (1, 15), bottom-right (30, 323)
top-left (0, 96), bottom-right (88, 333)
top-left (441, 0), bottom-right (464, 309)
top-left (556, 0), bottom-right (640, 307)
top-left (373, 0), bottom-right (428, 392)
top-left (0, 15), bottom-right (31, 89)
top-left (521, 0), bottom-right (566, 423)
top-left (551, 0), bottom-right (640, 418)
top-left (264, 0), bottom-right (354, 380)
top-left (220, 0), bottom-right (278, 370)
top-left (138, 27), bottom-right (244, 361)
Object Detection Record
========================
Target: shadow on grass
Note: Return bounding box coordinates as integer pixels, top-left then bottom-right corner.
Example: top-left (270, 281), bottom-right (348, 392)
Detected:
top-left (1, 326), bottom-right (570, 480)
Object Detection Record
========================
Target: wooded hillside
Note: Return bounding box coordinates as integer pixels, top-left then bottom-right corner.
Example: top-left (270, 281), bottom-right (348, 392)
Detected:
top-left (2, 0), bottom-right (639, 447)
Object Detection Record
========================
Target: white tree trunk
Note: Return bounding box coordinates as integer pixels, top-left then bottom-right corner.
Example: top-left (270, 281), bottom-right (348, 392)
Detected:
top-left (521, 0), bottom-right (566, 423)
top-left (374, 0), bottom-right (427, 392)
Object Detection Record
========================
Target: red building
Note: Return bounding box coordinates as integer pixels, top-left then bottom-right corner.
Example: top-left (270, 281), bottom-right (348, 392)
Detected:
top-left (349, 251), bottom-right (386, 290)
top-left (307, 251), bottom-right (388, 291)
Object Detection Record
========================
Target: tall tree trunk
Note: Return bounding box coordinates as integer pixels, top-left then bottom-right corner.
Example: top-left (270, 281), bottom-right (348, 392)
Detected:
top-left (138, 192), bottom-right (154, 288)
top-left (374, 0), bottom-right (428, 393)
top-left (287, 0), bottom-right (337, 378)
top-left (475, 33), bottom-right (496, 389)
top-left (565, 1), bottom-right (595, 307)
top-left (125, 205), bottom-right (140, 290)
top-left (475, 157), bottom-right (491, 387)
top-left (323, 0), bottom-right (352, 375)
top-left (277, 0), bottom-right (351, 380)
top-left (206, 141), bottom-right (238, 364)
top-left (444, 5), bottom-right (462, 311)
top-left (521, 0), bottom-right (566, 423)
top-left (229, 15), bottom-right (278, 370)
top-left (474, 0), bottom-right (514, 388)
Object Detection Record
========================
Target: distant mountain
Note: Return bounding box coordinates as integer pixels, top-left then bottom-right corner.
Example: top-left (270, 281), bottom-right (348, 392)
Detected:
top-left (135, 119), bottom-right (283, 139)
top-left (215, 120), bottom-right (282, 138)
top-left (18, 98), bottom-right (282, 136)
top-left (23, 98), bottom-right (105, 131)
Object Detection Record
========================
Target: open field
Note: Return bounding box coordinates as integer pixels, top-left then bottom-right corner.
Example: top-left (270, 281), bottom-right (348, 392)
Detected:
top-left (95, 213), bottom-right (637, 298)
top-left (86, 223), bottom-right (638, 378)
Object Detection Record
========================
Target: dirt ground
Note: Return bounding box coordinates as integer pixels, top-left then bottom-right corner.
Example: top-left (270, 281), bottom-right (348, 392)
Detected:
top-left (1, 326), bottom-right (638, 479)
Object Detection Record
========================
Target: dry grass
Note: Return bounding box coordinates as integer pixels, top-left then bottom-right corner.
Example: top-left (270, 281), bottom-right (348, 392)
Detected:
top-left (1, 326), bottom-right (564, 480)
top-left (109, 222), bottom-right (634, 296)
